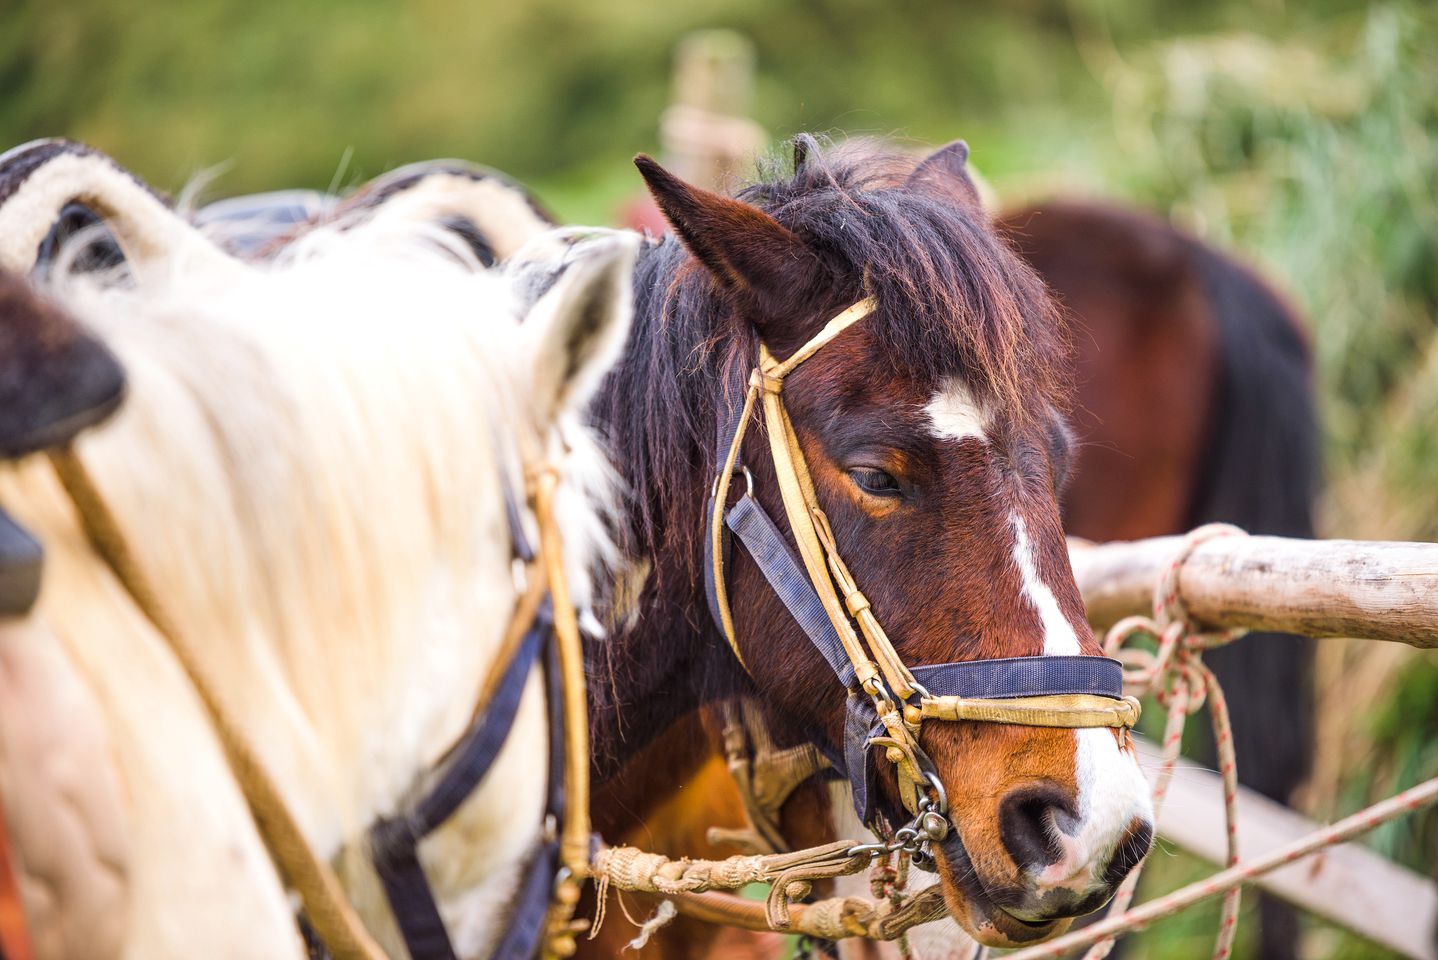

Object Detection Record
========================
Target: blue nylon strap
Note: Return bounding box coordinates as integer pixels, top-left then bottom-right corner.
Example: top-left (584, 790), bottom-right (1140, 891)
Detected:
top-left (910, 655), bottom-right (1124, 701)
top-left (844, 696), bottom-right (884, 825)
top-left (724, 493), bottom-right (857, 688)
top-left (485, 840), bottom-right (558, 959)
top-left (370, 605), bottom-right (551, 960)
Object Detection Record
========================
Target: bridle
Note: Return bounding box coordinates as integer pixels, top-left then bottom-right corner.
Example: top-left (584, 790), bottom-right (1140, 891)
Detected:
top-left (705, 296), bottom-right (1141, 857)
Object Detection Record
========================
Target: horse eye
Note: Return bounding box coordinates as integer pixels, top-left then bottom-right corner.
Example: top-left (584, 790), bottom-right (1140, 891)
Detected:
top-left (849, 467), bottom-right (902, 497)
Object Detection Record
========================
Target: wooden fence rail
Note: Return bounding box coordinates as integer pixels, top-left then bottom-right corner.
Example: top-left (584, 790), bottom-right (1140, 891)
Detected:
top-left (1070, 535), bottom-right (1438, 647)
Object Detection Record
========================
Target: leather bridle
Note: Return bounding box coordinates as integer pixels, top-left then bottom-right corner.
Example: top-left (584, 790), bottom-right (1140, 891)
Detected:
top-left (704, 297), bottom-right (1141, 852)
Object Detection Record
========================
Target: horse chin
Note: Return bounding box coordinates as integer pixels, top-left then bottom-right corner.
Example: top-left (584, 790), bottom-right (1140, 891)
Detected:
top-left (933, 838), bottom-right (1072, 948)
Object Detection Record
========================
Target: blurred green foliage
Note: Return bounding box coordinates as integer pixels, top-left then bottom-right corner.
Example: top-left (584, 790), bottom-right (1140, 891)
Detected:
top-left (4, 2), bottom-right (1436, 958)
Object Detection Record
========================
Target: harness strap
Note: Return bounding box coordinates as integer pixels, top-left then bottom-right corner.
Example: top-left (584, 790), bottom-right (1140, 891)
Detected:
top-left (370, 605), bottom-right (551, 960)
top-left (372, 468), bottom-right (593, 960)
top-left (708, 381), bottom-right (760, 669)
top-left (910, 656), bottom-right (1125, 699)
top-left (530, 466), bottom-right (595, 955)
top-left (755, 366), bottom-right (882, 692)
top-left (724, 493), bottom-right (856, 686)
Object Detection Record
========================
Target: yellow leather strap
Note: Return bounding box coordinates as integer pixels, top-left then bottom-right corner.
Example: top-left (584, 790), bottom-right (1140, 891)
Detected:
top-left (532, 469), bottom-right (595, 957)
top-left (709, 381), bottom-right (760, 670)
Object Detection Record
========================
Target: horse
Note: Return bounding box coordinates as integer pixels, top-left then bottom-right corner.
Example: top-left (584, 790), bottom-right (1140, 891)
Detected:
top-left (0, 139), bottom-right (636, 960)
top-left (564, 135), bottom-right (1156, 950)
top-left (577, 195), bottom-right (1316, 959)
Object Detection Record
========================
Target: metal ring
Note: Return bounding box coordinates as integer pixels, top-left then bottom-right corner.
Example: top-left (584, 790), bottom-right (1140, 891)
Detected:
top-left (709, 465), bottom-right (755, 499)
top-left (924, 770), bottom-right (949, 815)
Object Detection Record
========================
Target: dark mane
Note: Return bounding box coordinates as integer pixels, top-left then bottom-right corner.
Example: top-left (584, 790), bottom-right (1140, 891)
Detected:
top-left (593, 136), bottom-right (1070, 588)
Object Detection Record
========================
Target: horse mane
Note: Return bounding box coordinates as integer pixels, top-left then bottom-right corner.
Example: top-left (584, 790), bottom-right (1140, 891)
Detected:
top-left (596, 136), bottom-right (1070, 585)
top-left (41, 211), bottom-right (620, 665)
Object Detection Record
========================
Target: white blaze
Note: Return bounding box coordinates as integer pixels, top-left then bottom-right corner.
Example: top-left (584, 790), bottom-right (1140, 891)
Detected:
top-left (925, 378), bottom-right (989, 443)
top-left (1010, 514), bottom-right (1153, 892)
top-left (1009, 513), bottom-right (1080, 655)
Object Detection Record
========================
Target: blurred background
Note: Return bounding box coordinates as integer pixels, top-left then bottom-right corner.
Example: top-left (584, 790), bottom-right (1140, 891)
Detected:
top-left (3, 1), bottom-right (1434, 956)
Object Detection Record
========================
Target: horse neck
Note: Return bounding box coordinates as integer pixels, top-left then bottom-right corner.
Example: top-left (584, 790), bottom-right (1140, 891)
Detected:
top-left (586, 243), bottom-right (750, 781)
top-left (53, 265), bottom-right (525, 849)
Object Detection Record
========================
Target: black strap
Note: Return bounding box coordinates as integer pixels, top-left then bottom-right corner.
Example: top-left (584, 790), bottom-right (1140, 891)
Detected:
top-left (486, 610), bottom-right (573, 960)
top-left (911, 656), bottom-right (1125, 701)
top-left (484, 840), bottom-right (558, 959)
top-left (370, 605), bottom-right (552, 960)
top-left (502, 476), bottom-right (536, 565)
top-left (0, 506), bottom-right (43, 618)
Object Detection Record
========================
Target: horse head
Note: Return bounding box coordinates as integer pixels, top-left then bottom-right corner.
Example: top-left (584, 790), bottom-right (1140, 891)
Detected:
top-left (629, 137), bottom-right (1153, 946)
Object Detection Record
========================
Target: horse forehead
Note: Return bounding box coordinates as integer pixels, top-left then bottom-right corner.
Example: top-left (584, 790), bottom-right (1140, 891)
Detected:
top-left (925, 378), bottom-right (990, 444)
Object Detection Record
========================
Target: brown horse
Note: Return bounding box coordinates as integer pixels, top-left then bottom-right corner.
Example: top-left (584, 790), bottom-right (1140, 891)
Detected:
top-left (579, 195), bottom-right (1316, 960)
top-left (575, 137), bottom-right (1154, 950)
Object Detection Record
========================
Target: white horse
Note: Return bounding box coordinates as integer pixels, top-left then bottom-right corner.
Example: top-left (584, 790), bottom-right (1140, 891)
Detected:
top-left (0, 140), bottom-right (634, 960)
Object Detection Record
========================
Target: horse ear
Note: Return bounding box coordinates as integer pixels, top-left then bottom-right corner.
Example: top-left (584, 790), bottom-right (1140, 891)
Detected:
top-left (633, 154), bottom-right (823, 308)
top-left (520, 233), bottom-right (638, 429)
top-left (906, 140), bottom-right (984, 213)
top-left (792, 133), bottom-right (818, 172)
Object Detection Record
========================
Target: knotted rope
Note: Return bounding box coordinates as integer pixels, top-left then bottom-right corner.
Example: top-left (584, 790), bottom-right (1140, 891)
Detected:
top-left (591, 839), bottom-right (873, 932)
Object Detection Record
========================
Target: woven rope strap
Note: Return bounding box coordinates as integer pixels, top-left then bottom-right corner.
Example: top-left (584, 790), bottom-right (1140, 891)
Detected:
top-left (921, 693), bottom-right (1141, 728)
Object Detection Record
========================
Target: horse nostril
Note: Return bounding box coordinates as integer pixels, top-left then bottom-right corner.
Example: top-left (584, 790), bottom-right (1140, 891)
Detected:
top-left (998, 785), bottom-right (1077, 871)
top-left (1101, 818), bottom-right (1154, 888)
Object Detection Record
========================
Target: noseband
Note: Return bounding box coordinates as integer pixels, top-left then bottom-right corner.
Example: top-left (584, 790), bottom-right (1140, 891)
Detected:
top-left (705, 297), bottom-right (1140, 846)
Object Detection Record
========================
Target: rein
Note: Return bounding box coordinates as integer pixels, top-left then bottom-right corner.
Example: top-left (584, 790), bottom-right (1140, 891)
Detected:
top-left (47, 446), bottom-right (592, 960)
top-left (705, 296), bottom-right (1141, 842)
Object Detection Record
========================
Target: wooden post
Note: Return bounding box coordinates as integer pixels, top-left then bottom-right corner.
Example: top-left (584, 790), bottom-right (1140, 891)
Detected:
top-left (1070, 535), bottom-right (1438, 647)
top-left (660, 30), bottom-right (766, 192)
